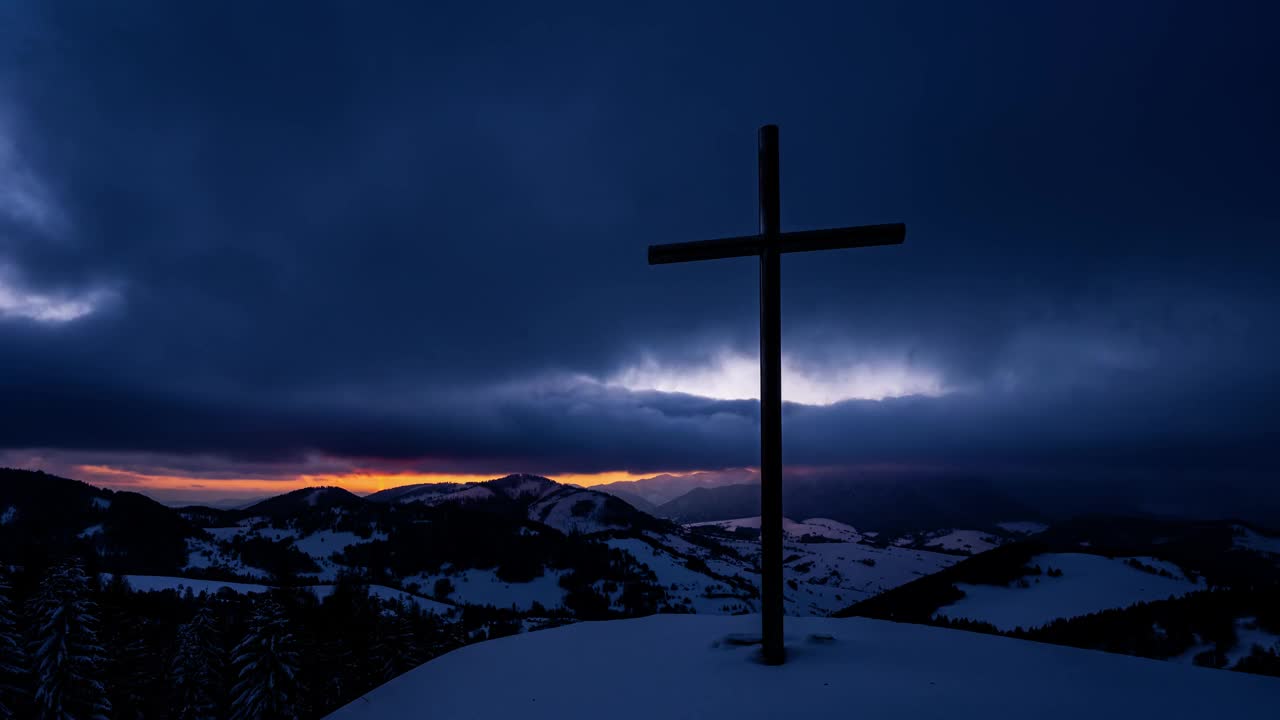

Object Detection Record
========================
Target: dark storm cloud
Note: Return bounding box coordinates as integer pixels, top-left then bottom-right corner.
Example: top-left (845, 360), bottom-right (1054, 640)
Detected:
top-left (0, 2), bottom-right (1278, 490)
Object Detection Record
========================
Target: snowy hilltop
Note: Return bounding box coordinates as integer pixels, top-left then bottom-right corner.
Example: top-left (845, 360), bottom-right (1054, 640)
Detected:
top-left (327, 613), bottom-right (1280, 719)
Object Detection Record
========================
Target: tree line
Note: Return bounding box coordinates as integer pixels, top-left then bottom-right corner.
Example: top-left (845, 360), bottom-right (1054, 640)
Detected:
top-left (0, 559), bottom-right (463, 720)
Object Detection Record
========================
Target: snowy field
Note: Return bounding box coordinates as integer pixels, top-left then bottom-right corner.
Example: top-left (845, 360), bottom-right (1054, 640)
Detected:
top-left (110, 575), bottom-right (455, 614)
top-left (1234, 524), bottom-right (1280, 556)
top-left (687, 516), bottom-right (865, 542)
top-left (113, 575), bottom-right (271, 595)
top-left (684, 516), bottom-right (960, 615)
top-left (937, 553), bottom-right (1203, 630)
top-left (924, 529), bottom-right (999, 554)
top-left (327, 614), bottom-right (1280, 719)
top-left (407, 568), bottom-right (569, 612)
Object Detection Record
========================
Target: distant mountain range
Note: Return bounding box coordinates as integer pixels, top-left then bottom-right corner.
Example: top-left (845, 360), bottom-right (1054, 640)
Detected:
top-left (0, 468), bottom-right (992, 618)
top-left (598, 472), bottom-right (1041, 537)
top-left (592, 469), bottom-right (759, 510)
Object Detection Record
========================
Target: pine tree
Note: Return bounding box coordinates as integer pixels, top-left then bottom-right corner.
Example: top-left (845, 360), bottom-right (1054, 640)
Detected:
top-left (171, 604), bottom-right (224, 720)
top-left (230, 599), bottom-right (300, 720)
top-left (27, 560), bottom-right (110, 720)
top-left (369, 608), bottom-right (422, 684)
top-left (0, 572), bottom-right (28, 719)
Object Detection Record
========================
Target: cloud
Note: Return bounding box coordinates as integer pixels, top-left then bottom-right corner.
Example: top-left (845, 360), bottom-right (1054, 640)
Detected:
top-left (609, 351), bottom-right (947, 404)
top-left (0, 1), bottom-right (1276, 511)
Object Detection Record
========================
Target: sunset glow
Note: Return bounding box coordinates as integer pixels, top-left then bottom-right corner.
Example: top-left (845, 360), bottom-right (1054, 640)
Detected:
top-left (72, 464), bottom-right (703, 504)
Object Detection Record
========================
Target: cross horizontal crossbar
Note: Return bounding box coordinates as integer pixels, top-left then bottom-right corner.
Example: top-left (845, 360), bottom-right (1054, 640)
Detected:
top-left (647, 222), bottom-right (905, 265)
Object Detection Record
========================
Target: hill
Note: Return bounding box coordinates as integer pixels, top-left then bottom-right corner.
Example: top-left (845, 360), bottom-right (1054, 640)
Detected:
top-left (327, 613), bottom-right (1279, 719)
top-left (654, 473), bottom-right (1038, 535)
top-left (0, 467), bottom-right (197, 573)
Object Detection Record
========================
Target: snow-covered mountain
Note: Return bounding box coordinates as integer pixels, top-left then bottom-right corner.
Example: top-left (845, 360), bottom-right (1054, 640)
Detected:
top-left (8, 467), bottom-right (1280, 683)
top-left (327, 613), bottom-right (1279, 719)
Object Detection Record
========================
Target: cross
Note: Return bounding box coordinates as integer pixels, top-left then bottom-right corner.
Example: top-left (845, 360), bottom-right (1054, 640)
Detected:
top-left (648, 125), bottom-right (905, 665)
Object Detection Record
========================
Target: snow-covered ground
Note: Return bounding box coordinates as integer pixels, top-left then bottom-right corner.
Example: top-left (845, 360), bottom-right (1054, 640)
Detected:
top-left (111, 575), bottom-right (456, 614)
top-left (687, 516), bottom-right (865, 543)
top-left (113, 575), bottom-right (271, 595)
top-left (307, 584), bottom-right (456, 615)
top-left (1, 505), bottom-right (16, 525)
top-left (529, 492), bottom-right (625, 535)
top-left (327, 614), bottom-right (1280, 719)
top-left (1234, 525), bottom-right (1280, 556)
top-left (605, 537), bottom-right (753, 614)
top-left (1229, 617), bottom-right (1280, 666)
top-left (937, 553), bottom-right (1203, 630)
top-left (924, 529), bottom-right (999, 554)
top-left (684, 518), bottom-right (959, 616)
top-left (407, 568), bottom-right (570, 612)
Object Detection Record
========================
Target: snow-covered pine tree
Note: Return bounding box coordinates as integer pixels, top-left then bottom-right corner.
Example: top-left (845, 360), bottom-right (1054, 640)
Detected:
top-left (171, 604), bottom-right (224, 720)
top-left (0, 571), bottom-right (28, 719)
top-left (27, 560), bottom-right (110, 720)
top-left (230, 598), bottom-right (300, 720)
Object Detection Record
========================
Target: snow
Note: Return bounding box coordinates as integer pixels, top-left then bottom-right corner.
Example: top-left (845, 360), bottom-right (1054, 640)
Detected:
top-left (1228, 617), bottom-right (1280, 666)
top-left (91, 496), bottom-right (111, 510)
top-left (78, 523), bottom-right (104, 539)
top-left (605, 537), bottom-right (753, 614)
top-left (997, 520), bottom-right (1049, 535)
top-left (1, 505), bottom-right (16, 525)
top-left (423, 485), bottom-right (495, 505)
top-left (937, 553), bottom-right (1203, 630)
top-left (307, 584), bottom-right (456, 615)
top-left (294, 527), bottom-right (384, 556)
top-left (499, 476), bottom-right (556, 500)
top-left (680, 521), bottom-right (959, 616)
top-left (114, 575), bottom-right (271, 595)
top-left (409, 568), bottom-right (569, 611)
top-left (925, 529), bottom-right (999, 554)
top-left (327, 614), bottom-right (1279, 719)
top-left (688, 516), bottom-right (864, 543)
top-left (110, 575), bottom-right (456, 615)
top-left (183, 537), bottom-right (271, 579)
top-left (1234, 525), bottom-right (1280, 555)
top-left (529, 492), bottom-right (626, 535)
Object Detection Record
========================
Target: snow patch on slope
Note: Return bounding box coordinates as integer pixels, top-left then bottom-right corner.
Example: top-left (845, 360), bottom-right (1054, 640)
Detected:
top-left (687, 516), bottom-right (864, 543)
top-left (937, 553), bottom-right (1204, 631)
top-left (925, 529), bottom-right (999, 554)
top-left (409, 568), bottom-right (569, 612)
top-left (1234, 525), bottom-right (1280, 556)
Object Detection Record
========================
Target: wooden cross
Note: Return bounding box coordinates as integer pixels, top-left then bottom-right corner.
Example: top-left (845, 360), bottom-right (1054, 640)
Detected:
top-left (648, 125), bottom-right (905, 665)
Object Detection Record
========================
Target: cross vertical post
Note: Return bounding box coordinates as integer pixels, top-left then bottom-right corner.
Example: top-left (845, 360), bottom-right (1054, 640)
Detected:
top-left (646, 125), bottom-right (905, 666)
top-left (757, 125), bottom-right (784, 665)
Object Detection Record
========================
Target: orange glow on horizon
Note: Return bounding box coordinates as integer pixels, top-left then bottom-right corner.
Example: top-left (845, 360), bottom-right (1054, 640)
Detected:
top-left (71, 464), bottom-right (704, 501)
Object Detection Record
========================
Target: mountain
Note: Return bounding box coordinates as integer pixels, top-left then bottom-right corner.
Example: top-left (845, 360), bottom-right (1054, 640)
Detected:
top-left (2, 471), bottom-right (761, 616)
top-left (2, 470), bottom-right (987, 619)
top-left (0, 467), bottom-right (198, 573)
top-left (328, 613), bottom-right (1279, 719)
top-left (658, 483), bottom-right (759, 521)
top-left (364, 482), bottom-right (467, 503)
top-left (365, 474), bottom-right (665, 535)
top-left (244, 486), bottom-right (365, 517)
top-left (593, 469), bottom-right (758, 507)
top-left (656, 473), bottom-right (1039, 535)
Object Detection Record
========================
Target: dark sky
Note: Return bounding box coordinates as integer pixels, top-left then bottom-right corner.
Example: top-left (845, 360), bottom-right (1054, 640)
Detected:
top-left (0, 2), bottom-right (1277, 506)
